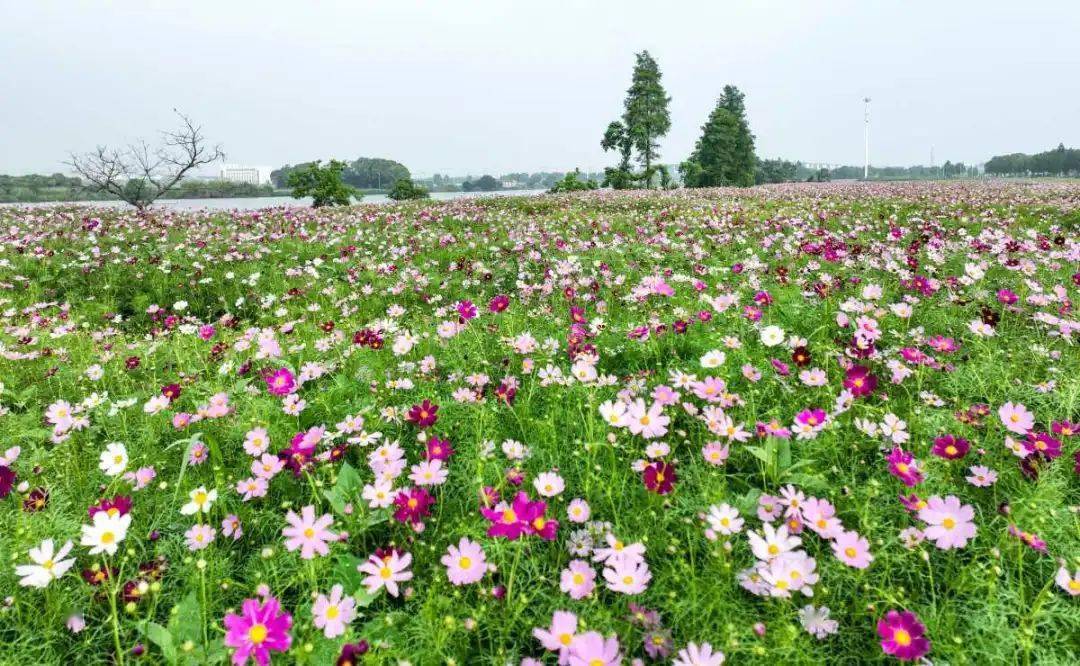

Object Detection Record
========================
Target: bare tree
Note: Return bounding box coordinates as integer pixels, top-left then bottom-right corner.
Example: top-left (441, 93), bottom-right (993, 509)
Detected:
top-left (68, 110), bottom-right (224, 210)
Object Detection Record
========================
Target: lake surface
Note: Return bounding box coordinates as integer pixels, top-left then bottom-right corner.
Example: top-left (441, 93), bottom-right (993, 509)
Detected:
top-left (1, 189), bottom-right (549, 211)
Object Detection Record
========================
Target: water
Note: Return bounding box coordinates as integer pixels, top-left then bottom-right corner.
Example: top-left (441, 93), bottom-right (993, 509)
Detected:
top-left (0, 189), bottom-right (549, 211)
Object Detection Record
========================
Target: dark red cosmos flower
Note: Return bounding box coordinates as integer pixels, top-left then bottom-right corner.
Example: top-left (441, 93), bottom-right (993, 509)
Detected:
top-left (125, 356), bottom-right (141, 370)
top-left (643, 462), bottom-right (676, 495)
top-left (279, 435), bottom-right (316, 477)
top-left (82, 565), bottom-right (115, 586)
top-left (0, 465), bottom-right (15, 499)
top-left (425, 437), bottom-right (454, 461)
top-left (337, 641), bottom-right (369, 666)
top-left (791, 346), bottom-right (812, 367)
top-left (161, 383), bottom-right (182, 402)
top-left (392, 487), bottom-right (434, 525)
top-left (843, 365), bottom-right (877, 397)
top-left (406, 400), bottom-right (439, 428)
top-left (89, 495), bottom-right (132, 519)
top-left (488, 294), bottom-right (510, 312)
top-left (494, 382), bottom-right (517, 405)
top-left (931, 435), bottom-right (970, 460)
top-left (23, 487), bottom-right (49, 512)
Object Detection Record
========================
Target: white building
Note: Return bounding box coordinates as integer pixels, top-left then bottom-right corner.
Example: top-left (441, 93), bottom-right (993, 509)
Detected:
top-left (219, 164), bottom-right (273, 185)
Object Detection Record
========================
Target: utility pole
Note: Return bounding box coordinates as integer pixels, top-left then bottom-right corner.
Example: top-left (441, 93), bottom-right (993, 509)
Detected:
top-left (863, 97), bottom-right (871, 180)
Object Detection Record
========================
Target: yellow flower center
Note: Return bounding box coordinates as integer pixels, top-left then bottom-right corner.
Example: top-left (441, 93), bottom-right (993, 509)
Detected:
top-left (845, 547), bottom-right (857, 558)
top-left (43, 559), bottom-right (54, 570)
top-left (326, 605), bottom-right (339, 619)
top-left (893, 628), bottom-right (911, 646)
top-left (572, 573), bottom-right (585, 585)
top-left (101, 531), bottom-right (115, 544)
top-left (303, 528), bottom-right (315, 538)
top-left (943, 517), bottom-right (956, 529)
top-left (768, 544), bottom-right (779, 555)
top-left (501, 509), bottom-right (517, 524)
top-left (622, 575), bottom-right (634, 585)
top-left (248, 623), bottom-right (268, 645)
top-left (459, 557), bottom-right (472, 569)
top-left (379, 566), bottom-right (392, 579)
top-left (559, 633), bottom-right (573, 646)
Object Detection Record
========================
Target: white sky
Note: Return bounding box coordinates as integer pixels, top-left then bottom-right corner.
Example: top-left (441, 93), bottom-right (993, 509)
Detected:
top-left (2, 0), bottom-right (1078, 175)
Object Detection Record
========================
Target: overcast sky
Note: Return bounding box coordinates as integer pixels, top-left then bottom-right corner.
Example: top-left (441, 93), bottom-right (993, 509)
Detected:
top-left (3, 0), bottom-right (1078, 176)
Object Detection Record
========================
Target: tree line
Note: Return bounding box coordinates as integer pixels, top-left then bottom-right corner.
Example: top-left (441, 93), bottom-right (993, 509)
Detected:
top-left (984, 144), bottom-right (1080, 177)
top-left (271, 157), bottom-right (410, 191)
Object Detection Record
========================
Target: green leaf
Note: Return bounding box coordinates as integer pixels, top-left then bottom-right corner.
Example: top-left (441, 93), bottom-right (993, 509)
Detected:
top-left (146, 622), bottom-right (177, 664)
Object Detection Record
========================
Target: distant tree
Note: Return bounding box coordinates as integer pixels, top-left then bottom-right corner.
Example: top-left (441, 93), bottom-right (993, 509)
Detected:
top-left (601, 121), bottom-right (638, 189)
top-left (548, 169), bottom-right (598, 193)
top-left (621, 51), bottom-right (672, 186)
top-left (286, 160), bottom-right (358, 207)
top-left (387, 177), bottom-right (430, 200)
top-left (67, 111), bottom-right (223, 211)
top-left (755, 158), bottom-right (798, 184)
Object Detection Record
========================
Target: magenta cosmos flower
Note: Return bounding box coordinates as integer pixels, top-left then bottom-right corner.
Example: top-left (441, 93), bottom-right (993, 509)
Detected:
top-left (406, 399), bottom-right (439, 428)
top-left (392, 487), bottom-right (435, 525)
top-left (282, 505), bottom-right (336, 559)
top-left (481, 491), bottom-right (558, 540)
top-left (931, 434), bottom-right (970, 460)
top-left (264, 368), bottom-right (296, 396)
top-left (223, 596), bottom-right (293, 666)
top-left (843, 365), bottom-right (877, 397)
top-left (877, 610), bottom-right (930, 661)
top-left (886, 447), bottom-right (924, 487)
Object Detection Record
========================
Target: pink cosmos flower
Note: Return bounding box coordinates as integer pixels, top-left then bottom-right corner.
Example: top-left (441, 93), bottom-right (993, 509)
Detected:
top-left (998, 401), bottom-right (1034, 435)
top-left (358, 551), bottom-right (412, 597)
top-left (918, 495), bottom-right (977, 549)
top-left (701, 441), bottom-right (730, 466)
top-left (672, 642), bottom-right (726, 666)
top-left (966, 465), bottom-right (997, 487)
top-left (223, 514), bottom-right (243, 540)
top-left (567, 631), bottom-right (621, 666)
top-left (560, 559), bottom-right (597, 599)
top-left (931, 434), bottom-right (970, 460)
top-left (832, 530), bottom-right (873, 569)
top-left (1056, 567), bottom-right (1080, 596)
top-left (223, 596), bottom-right (293, 666)
top-left (440, 537), bottom-right (487, 585)
top-left (567, 498), bottom-right (591, 523)
top-left (625, 399), bottom-right (670, 439)
top-left (312, 584), bottom-right (356, 639)
top-left (185, 524), bottom-right (215, 551)
top-left (281, 505), bottom-right (336, 559)
top-left (603, 558), bottom-right (652, 594)
top-left (533, 610), bottom-right (579, 660)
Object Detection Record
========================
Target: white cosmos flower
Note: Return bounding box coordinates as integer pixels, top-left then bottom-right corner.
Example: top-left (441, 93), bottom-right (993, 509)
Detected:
top-left (80, 512), bottom-right (131, 555)
top-left (98, 442), bottom-right (128, 476)
top-left (700, 350), bottom-right (726, 368)
top-left (180, 486), bottom-right (218, 515)
top-left (760, 325), bottom-right (785, 347)
top-left (15, 539), bottom-right (75, 588)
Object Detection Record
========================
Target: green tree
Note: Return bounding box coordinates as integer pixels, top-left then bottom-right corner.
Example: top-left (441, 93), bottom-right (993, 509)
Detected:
top-left (286, 160), bottom-right (358, 207)
top-left (600, 121), bottom-right (637, 189)
top-left (387, 178), bottom-right (430, 200)
top-left (680, 106), bottom-right (742, 187)
top-left (621, 51), bottom-right (671, 186)
top-left (681, 86), bottom-right (757, 188)
top-left (548, 169), bottom-right (598, 193)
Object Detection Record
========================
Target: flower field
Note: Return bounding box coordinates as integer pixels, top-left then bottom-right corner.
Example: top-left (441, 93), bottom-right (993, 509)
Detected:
top-left (0, 182), bottom-right (1078, 665)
